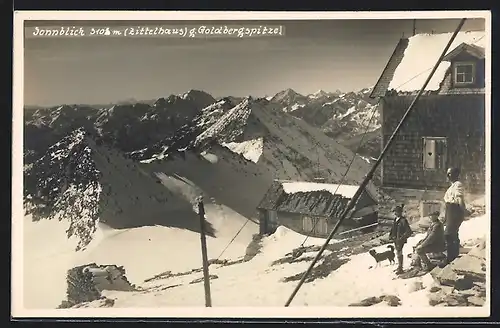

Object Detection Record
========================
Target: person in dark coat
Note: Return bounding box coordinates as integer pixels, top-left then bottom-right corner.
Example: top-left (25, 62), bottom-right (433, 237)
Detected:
top-left (388, 204), bottom-right (413, 274)
top-left (411, 211), bottom-right (446, 272)
top-left (443, 167), bottom-right (468, 264)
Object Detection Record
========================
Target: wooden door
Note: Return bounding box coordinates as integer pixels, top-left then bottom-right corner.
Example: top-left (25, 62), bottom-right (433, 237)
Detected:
top-left (267, 210), bottom-right (278, 231)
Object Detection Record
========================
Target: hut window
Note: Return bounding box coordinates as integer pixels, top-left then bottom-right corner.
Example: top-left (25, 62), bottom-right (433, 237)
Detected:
top-left (316, 218), bottom-right (329, 235)
top-left (454, 62), bottom-right (475, 85)
top-left (268, 210), bottom-right (278, 225)
top-left (303, 216), bottom-right (328, 235)
top-left (302, 217), bottom-right (313, 233)
top-left (422, 137), bottom-right (447, 171)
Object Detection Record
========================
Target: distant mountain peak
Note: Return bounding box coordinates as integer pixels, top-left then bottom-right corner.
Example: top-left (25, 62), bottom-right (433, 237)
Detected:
top-left (270, 88), bottom-right (307, 105)
top-left (308, 89), bottom-right (332, 99)
top-left (178, 90), bottom-right (217, 108)
top-left (313, 89), bottom-right (327, 96)
top-left (56, 104), bottom-right (75, 110)
top-left (153, 97), bottom-right (168, 108)
top-left (283, 88), bottom-right (301, 96)
top-left (166, 94), bottom-right (180, 104)
top-left (180, 89), bottom-right (212, 99)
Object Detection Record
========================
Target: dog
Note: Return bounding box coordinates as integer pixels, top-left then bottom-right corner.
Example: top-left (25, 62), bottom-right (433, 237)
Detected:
top-left (369, 245), bottom-right (396, 267)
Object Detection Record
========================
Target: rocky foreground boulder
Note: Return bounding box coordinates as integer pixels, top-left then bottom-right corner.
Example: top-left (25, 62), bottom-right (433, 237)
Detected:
top-left (427, 239), bottom-right (486, 307)
top-left (70, 297), bottom-right (116, 308)
top-left (348, 295), bottom-right (402, 307)
top-left (58, 263), bottom-right (135, 309)
top-left (244, 234), bottom-right (264, 262)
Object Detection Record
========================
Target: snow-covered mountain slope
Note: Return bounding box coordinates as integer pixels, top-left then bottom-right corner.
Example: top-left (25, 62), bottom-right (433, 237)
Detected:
top-left (23, 143), bottom-right (260, 308)
top-left (268, 87), bottom-right (381, 158)
top-left (179, 89), bottom-right (218, 108)
top-left (24, 105), bottom-right (100, 163)
top-left (221, 138), bottom-right (264, 163)
top-left (308, 89), bottom-right (339, 100)
top-left (22, 129), bottom-right (260, 309)
top-left (127, 97), bottom-right (237, 162)
top-left (338, 128), bottom-right (382, 161)
top-left (21, 89), bottom-right (387, 309)
top-left (98, 97), bottom-right (380, 258)
top-left (321, 94), bottom-right (380, 138)
top-left (24, 90), bottom-right (218, 163)
top-left (270, 88), bottom-right (309, 112)
top-left (94, 90), bottom-right (217, 152)
top-left (132, 96), bottom-right (376, 194)
top-left (23, 128), bottom-right (207, 252)
top-left (23, 205), bottom-right (256, 309)
top-left (271, 88), bottom-right (380, 136)
top-left (24, 87), bottom-right (381, 165)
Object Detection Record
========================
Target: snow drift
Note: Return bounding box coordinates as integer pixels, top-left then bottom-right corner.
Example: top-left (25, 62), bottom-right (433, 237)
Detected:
top-left (91, 213), bottom-right (488, 309)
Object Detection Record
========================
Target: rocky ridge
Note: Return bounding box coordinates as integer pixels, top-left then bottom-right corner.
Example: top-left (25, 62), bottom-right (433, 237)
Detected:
top-left (428, 239), bottom-right (487, 307)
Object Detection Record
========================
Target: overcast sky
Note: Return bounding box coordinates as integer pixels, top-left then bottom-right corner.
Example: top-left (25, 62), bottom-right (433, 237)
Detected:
top-left (23, 18), bottom-right (485, 107)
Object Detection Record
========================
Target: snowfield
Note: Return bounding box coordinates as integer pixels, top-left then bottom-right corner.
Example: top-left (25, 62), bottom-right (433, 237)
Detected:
top-left (101, 214), bottom-right (487, 308)
top-left (221, 138), bottom-right (264, 163)
top-left (21, 209), bottom-right (488, 317)
top-left (22, 200), bottom-right (257, 310)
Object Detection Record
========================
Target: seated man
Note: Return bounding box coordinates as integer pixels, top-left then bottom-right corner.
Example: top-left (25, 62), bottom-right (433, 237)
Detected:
top-left (410, 211), bottom-right (446, 272)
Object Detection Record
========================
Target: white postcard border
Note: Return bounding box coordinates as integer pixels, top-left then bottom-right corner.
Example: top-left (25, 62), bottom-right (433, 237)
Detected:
top-left (12, 10), bottom-right (492, 319)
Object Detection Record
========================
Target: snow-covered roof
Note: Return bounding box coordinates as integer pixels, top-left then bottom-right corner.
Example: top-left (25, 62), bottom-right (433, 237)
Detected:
top-left (371, 31), bottom-right (486, 98)
top-left (281, 181), bottom-right (360, 199)
top-left (257, 180), bottom-right (377, 218)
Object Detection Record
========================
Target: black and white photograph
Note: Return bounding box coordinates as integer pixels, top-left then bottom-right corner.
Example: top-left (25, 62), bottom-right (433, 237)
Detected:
top-left (12, 11), bottom-right (490, 318)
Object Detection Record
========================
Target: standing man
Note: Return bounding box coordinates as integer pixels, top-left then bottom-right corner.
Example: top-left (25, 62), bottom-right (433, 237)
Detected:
top-left (443, 167), bottom-right (467, 264)
top-left (389, 204), bottom-right (413, 275)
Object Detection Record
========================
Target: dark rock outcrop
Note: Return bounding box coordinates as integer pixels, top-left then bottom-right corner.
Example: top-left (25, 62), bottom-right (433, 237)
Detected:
top-left (349, 295), bottom-right (401, 307)
top-left (58, 263), bottom-right (135, 309)
top-left (427, 239), bottom-right (486, 307)
top-left (189, 275), bottom-right (219, 284)
top-left (70, 296), bottom-right (116, 308)
top-left (244, 234), bottom-right (264, 262)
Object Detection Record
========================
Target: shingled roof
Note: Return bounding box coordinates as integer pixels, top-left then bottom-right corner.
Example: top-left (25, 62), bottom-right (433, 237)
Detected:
top-left (257, 180), bottom-right (377, 218)
top-left (442, 42), bottom-right (485, 61)
top-left (370, 31), bottom-right (486, 98)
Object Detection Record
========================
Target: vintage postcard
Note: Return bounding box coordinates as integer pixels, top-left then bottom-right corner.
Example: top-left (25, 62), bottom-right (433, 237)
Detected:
top-left (12, 10), bottom-right (491, 319)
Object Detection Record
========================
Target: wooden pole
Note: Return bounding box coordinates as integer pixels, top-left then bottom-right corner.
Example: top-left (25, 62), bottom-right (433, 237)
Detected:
top-left (197, 196), bottom-right (212, 307)
top-left (284, 18), bottom-right (467, 307)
